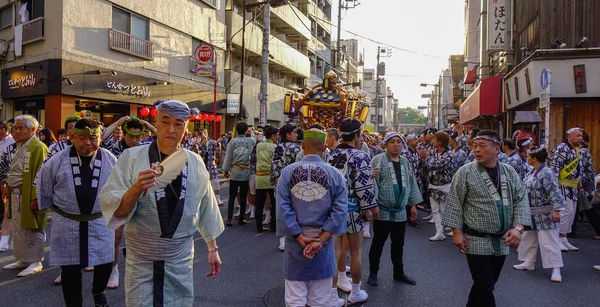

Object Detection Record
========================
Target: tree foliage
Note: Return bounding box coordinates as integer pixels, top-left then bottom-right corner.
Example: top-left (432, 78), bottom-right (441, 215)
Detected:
top-left (397, 107), bottom-right (427, 125)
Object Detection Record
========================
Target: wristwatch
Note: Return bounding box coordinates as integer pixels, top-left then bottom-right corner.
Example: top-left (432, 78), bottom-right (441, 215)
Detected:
top-left (514, 225), bottom-right (524, 234)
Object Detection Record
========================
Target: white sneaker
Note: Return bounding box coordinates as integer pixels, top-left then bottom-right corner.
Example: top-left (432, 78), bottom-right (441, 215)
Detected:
top-left (233, 209), bottom-right (241, 218)
top-left (245, 205), bottom-right (252, 216)
top-left (0, 235), bottom-right (10, 252)
top-left (84, 266), bottom-right (94, 272)
top-left (512, 262), bottom-right (535, 271)
top-left (347, 282), bottom-right (368, 304)
top-left (551, 268), bottom-right (562, 283)
top-left (107, 266), bottom-right (119, 289)
top-left (279, 238), bottom-right (285, 251)
top-left (593, 265), bottom-right (600, 271)
top-left (331, 289), bottom-right (345, 307)
top-left (558, 240), bottom-right (569, 252)
top-left (446, 231), bottom-right (454, 237)
top-left (428, 218), bottom-right (436, 224)
top-left (249, 206), bottom-right (255, 219)
top-left (429, 233), bottom-right (446, 241)
top-left (345, 265), bottom-right (351, 273)
top-left (17, 262), bottom-right (43, 277)
top-left (3, 261), bottom-right (29, 270)
top-left (363, 226), bottom-right (371, 239)
top-left (53, 274), bottom-right (62, 285)
top-left (563, 240), bottom-right (579, 251)
top-left (263, 212), bottom-right (271, 225)
top-left (422, 214), bottom-right (433, 220)
top-left (337, 271), bottom-right (352, 292)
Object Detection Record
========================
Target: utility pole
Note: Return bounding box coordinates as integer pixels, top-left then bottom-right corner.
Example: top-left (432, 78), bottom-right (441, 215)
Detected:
top-left (240, 0), bottom-right (247, 121)
top-left (335, 0), bottom-right (343, 69)
top-left (374, 46), bottom-right (381, 131)
top-left (258, 3), bottom-right (270, 127)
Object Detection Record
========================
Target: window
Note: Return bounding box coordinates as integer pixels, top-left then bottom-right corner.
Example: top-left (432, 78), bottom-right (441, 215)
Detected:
top-left (0, 5), bottom-right (12, 29)
top-left (200, 0), bottom-right (217, 7)
top-left (378, 98), bottom-right (383, 108)
top-left (112, 7), bottom-right (149, 40)
top-left (25, 0), bottom-right (44, 20)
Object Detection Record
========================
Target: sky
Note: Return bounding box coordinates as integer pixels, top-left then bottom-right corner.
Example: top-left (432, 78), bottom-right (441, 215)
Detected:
top-left (334, 0), bottom-right (465, 109)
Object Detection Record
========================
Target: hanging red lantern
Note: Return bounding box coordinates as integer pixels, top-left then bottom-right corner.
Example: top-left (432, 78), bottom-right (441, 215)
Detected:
top-left (216, 115), bottom-right (222, 122)
top-left (150, 108), bottom-right (158, 117)
top-left (79, 112), bottom-right (85, 117)
top-left (208, 114), bottom-right (215, 121)
top-left (202, 114), bottom-right (209, 121)
top-left (195, 114), bottom-right (201, 120)
top-left (140, 107), bottom-right (150, 117)
top-left (189, 115), bottom-right (196, 121)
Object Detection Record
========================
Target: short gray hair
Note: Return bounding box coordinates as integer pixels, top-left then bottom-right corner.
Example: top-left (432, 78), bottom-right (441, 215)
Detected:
top-left (14, 115), bottom-right (39, 130)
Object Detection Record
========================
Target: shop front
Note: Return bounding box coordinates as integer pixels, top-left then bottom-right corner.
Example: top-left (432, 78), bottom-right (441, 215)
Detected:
top-left (459, 74), bottom-right (505, 137)
top-left (504, 49), bottom-right (600, 170)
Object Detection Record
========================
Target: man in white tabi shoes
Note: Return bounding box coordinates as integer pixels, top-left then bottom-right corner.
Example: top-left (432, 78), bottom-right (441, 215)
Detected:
top-left (99, 100), bottom-right (224, 306)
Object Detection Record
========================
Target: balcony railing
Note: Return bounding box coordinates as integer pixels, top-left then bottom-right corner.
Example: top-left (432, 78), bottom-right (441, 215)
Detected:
top-left (109, 28), bottom-right (154, 60)
top-left (22, 17), bottom-right (45, 45)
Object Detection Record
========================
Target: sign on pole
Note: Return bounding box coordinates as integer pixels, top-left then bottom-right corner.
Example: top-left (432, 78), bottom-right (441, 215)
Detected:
top-left (194, 43), bottom-right (215, 78)
top-left (541, 68), bottom-right (551, 149)
top-left (539, 91), bottom-right (549, 108)
top-left (540, 68), bottom-right (549, 90)
top-left (487, 0), bottom-right (509, 52)
top-left (227, 94), bottom-right (240, 114)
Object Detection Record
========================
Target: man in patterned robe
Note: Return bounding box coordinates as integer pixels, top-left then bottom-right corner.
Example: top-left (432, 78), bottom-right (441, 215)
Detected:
top-left (550, 127), bottom-right (585, 251)
top-left (223, 121), bottom-right (256, 226)
top-left (36, 119), bottom-right (116, 307)
top-left (199, 129), bottom-right (223, 206)
top-left (450, 132), bottom-right (467, 175)
top-left (403, 133), bottom-right (423, 228)
top-left (276, 128), bottom-right (347, 307)
top-left (443, 130), bottom-right (530, 307)
top-left (46, 115), bottom-right (80, 160)
top-left (502, 138), bottom-right (524, 179)
top-left (326, 118), bottom-right (378, 305)
top-left (98, 100), bottom-right (224, 306)
top-left (368, 132), bottom-right (423, 287)
top-left (0, 121), bottom-right (15, 252)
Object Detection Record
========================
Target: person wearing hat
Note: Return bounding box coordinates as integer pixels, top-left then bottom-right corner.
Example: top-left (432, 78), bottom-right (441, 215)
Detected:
top-left (46, 115), bottom-right (81, 160)
top-left (98, 100), bottom-right (224, 306)
top-left (276, 128), bottom-right (348, 307)
top-left (550, 127), bottom-right (585, 251)
top-left (113, 126), bottom-right (123, 142)
top-left (368, 132), bottom-right (423, 287)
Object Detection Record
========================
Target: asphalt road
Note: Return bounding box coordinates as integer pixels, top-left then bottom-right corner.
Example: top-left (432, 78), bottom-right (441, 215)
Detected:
top-left (1, 179), bottom-right (600, 306)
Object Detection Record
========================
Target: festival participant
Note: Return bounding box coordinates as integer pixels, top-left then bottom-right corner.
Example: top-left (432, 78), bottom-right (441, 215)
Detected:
top-left (47, 116), bottom-right (81, 159)
top-left (276, 128), bottom-right (347, 307)
top-left (464, 128), bottom-right (480, 164)
top-left (420, 131), bottom-right (453, 241)
top-left (57, 128), bottom-right (68, 142)
top-left (452, 123), bottom-right (470, 153)
top-left (450, 132), bottom-right (467, 175)
top-left (443, 129), bottom-right (530, 307)
top-left (403, 133), bottom-right (423, 228)
top-left (1, 115), bottom-right (48, 277)
top-left (39, 128), bottom-right (58, 149)
top-left (271, 124), bottom-right (302, 251)
top-left (368, 132), bottom-right (423, 287)
top-left (98, 100), bottom-right (224, 306)
top-left (326, 118), bottom-right (378, 305)
top-left (512, 146), bottom-right (564, 283)
top-left (36, 118), bottom-right (116, 306)
top-left (199, 129), bottom-right (224, 206)
top-left (223, 122), bottom-right (256, 226)
top-left (551, 127), bottom-right (584, 251)
top-left (516, 137), bottom-right (534, 176)
top-left (255, 126), bottom-right (278, 232)
top-left (112, 126), bottom-right (123, 141)
top-left (0, 122), bottom-right (15, 252)
top-left (502, 138), bottom-right (524, 179)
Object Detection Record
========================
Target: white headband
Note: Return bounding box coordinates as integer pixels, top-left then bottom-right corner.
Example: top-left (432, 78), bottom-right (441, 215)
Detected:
top-left (567, 127), bottom-right (583, 135)
top-left (527, 146), bottom-right (545, 155)
top-left (521, 137), bottom-right (533, 147)
top-left (474, 135), bottom-right (501, 146)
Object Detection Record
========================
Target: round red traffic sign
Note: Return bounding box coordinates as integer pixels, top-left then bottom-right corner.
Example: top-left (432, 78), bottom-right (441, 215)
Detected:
top-left (195, 45), bottom-right (213, 63)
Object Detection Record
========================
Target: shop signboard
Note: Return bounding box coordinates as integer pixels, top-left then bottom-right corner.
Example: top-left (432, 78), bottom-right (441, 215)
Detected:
top-left (227, 94), bottom-right (240, 114)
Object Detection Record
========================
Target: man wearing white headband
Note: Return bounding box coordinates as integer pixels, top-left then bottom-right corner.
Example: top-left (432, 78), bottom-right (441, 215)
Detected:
top-left (99, 99), bottom-right (224, 306)
top-left (550, 127), bottom-right (584, 251)
top-left (443, 129), bottom-right (530, 307)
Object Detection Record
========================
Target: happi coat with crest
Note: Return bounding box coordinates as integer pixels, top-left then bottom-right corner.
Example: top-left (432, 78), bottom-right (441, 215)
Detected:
top-left (98, 142), bottom-right (224, 307)
top-left (36, 147), bottom-right (116, 267)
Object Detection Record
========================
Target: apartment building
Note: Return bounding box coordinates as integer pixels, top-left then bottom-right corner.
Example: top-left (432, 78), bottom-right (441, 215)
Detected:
top-left (362, 68), bottom-right (387, 132)
top-left (0, 0), bottom-right (228, 135)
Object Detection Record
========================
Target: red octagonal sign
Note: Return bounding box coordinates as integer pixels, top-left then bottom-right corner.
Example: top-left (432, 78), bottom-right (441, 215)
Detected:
top-left (195, 45), bottom-right (213, 63)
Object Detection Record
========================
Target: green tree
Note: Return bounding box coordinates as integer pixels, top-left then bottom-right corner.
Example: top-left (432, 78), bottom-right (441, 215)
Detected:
top-left (397, 107), bottom-right (427, 125)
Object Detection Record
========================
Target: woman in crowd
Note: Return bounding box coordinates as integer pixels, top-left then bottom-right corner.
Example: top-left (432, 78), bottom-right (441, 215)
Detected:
top-left (39, 128), bottom-right (58, 149)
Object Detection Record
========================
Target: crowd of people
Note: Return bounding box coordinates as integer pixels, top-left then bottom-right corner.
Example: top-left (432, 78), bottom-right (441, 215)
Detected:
top-left (0, 101), bottom-right (599, 306)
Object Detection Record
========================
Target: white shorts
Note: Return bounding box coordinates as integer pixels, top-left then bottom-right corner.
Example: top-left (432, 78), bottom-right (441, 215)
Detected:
top-left (284, 277), bottom-right (332, 307)
top-left (210, 178), bottom-right (220, 191)
top-left (249, 174), bottom-right (256, 195)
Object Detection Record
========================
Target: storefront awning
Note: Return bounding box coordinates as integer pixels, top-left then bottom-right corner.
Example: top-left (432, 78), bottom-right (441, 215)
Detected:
top-left (459, 74), bottom-right (504, 124)
top-left (513, 111), bottom-right (543, 124)
top-left (463, 68), bottom-right (477, 85)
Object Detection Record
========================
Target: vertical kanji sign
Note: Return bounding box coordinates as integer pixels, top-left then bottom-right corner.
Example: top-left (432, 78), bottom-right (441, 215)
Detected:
top-left (487, 0), bottom-right (508, 52)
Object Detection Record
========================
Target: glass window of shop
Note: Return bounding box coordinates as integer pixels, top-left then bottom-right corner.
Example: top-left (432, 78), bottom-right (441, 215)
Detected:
top-left (75, 100), bottom-right (131, 126)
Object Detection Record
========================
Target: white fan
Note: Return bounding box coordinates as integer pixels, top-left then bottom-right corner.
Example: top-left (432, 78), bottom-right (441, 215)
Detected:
top-left (151, 149), bottom-right (188, 192)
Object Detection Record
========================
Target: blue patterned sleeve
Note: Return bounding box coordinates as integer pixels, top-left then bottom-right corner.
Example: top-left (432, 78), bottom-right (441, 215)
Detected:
top-left (543, 168), bottom-right (565, 211)
top-left (0, 144), bottom-right (12, 183)
top-left (352, 152), bottom-right (377, 210)
top-left (322, 169), bottom-right (348, 235)
top-left (404, 157), bottom-right (424, 206)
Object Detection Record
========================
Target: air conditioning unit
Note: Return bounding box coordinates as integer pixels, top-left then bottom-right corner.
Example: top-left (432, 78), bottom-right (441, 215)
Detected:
top-left (0, 40), bottom-right (8, 59)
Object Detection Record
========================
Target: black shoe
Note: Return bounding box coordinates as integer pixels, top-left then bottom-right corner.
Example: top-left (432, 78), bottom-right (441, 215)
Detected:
top-left (226, 221), bottom-right (233, 227)
top-left (408, 221), bottom-right (421, 228)
top-left (93, 293), bottom-right (109, 307)
top-left (394, 273), bottom-right (416, 285)
top-left (367, 273), bottom-right (378, 286)
top-left (239, 220), bottom-right (248, 225)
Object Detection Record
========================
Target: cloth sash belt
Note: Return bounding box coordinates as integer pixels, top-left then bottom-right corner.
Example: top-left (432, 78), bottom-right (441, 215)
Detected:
top-left (463, 224), bottom-right (506, 256)
top-left (52, 205), bottom-right (102, 222)
top-left (232, 163), bottom-right (250, 169)
top-left (256, 170), bottom-right (271, 176)
top-left (558, 178), bottom-right (580, 188)
top-left (126, 229), bottom-right (193, 261)
top-left (301, 226), bottom-right (322, 238)
top-left (529, 205), bottom-right (553, 215)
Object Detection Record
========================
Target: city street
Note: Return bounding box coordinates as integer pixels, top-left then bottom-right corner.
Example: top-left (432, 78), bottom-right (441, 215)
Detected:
top-left (0, 178), bottom-right (599, 306)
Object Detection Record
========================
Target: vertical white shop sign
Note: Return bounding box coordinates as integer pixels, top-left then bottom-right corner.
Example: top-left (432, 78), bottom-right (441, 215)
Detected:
top-left (227, 94), bottom-right (240, 114)
top-left (487, 0), bottom-right (508, 52)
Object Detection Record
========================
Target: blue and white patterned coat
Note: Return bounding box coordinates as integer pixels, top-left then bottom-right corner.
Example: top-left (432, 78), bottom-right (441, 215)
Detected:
top-left (524, 164), bottom-right (565, 230)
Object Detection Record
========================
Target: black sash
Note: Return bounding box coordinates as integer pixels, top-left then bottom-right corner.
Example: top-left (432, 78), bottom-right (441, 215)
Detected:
top-left (69, 146), bottom-right (103, 266)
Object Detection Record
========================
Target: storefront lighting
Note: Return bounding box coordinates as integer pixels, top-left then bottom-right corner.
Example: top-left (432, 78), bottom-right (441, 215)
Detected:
top-left (140, 107), bottom-right (150, 117)
top-left (208, 115), bottom-right (215, 121)
top-left (201, 114), bottom-right (209, 121)
top-left (95, 70), bottom-right (118, 76)
top-left (61, 77), bottom-right (74, 85)
top-left (551, 39), bottom-right (567, 49)
top-left (576, 37), bottom-right (589, 48)
top-left (189, 115), bottom-right (196, 121)
top-left (216, 115), bottom-right (222, 123)
top-left (153, 81), bottom-right (171, 86)
top-left (150, 108), bottom-right (158, 117)
top-left (22, 63), bottom-right (43, 70)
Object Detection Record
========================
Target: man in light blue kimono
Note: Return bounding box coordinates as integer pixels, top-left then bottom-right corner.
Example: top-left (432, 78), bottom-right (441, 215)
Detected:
top-left (36, 119), bottom-right (116, 307)
top-left (276, 128), bottom-right (347, 307)
top-left (368, 132), bottom-right (423, 287)
top-left (98, 100), bottom-right (224, 307)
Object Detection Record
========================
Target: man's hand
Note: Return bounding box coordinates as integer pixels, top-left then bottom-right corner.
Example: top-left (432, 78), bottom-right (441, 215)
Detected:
top-left (452, 230), bottom-right (468, 253)
top-left (224, 171), bottom-right (230, 179)
top-left (2, 186), bottom-right (7, 207)
top-left (418, 149), bottom-right (428, 161)
top-left (205, 251), bottom-right (222, 279)
top-left (551, 210), bottom-right (561, 223)
top-left (410, 206), bottom-right (417, 222)
top-left (303, 241), bottom-right (323, 259)
top-left (30, 199), bottom-right (38, 212)
top-left (372, 167), bottom-right (380, 178)
top-left (296, 234), bottom-right (319, 248)
top-left (362, 209), bottom-right (372, 223)
top-left (502, 228), bottom-right (521, 248)
top-left (119, 116), bottom-right (131, 125)
top-left (133, 169), bottom-right (158, 195)
top-left (369, 206), bottom-right (380, 220)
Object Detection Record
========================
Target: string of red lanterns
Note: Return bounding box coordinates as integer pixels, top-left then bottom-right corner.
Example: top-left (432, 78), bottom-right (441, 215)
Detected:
top-left (141, 106), bottom-right (220, 122)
